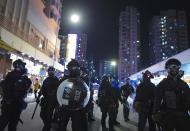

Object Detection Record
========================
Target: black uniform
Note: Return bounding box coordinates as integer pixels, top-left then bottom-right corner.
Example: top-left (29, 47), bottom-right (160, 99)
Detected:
top-left (112, 81), bottom-right (122, 125)
top-left (134, 79), bottom-right (156, 131)
top-left (0, 70), bottom-right (31, 131)
top-left (38, 75), bottom-right (59, 131)
top-left (120, 82), bottom-right (134, 121)
top-left (81, 74), bottom-right (95, 121)
top-left (87, 84), bottom-right (95, 121)
top-left (154, 77), bottom-right (190, 131)
top-left (98, 78), bottom-right (116, 131)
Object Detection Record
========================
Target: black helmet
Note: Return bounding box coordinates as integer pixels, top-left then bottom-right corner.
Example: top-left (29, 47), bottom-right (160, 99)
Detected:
top-left (67, 59), bottom-right (80, 71)
top-left (165, 58), bottom-right (181, 69)
top-left (13, 59), bottom-right (26, 69)
top-left (48, 66), bottom-right (55, 72)
top-left (102, 75), bottom-right (108, 80)
top-left (102, 75), bottom-right (110, 82)
top-left (126, 78), bottom-right (130, 82)
top-left (143, 70), bottom-right (153, 79)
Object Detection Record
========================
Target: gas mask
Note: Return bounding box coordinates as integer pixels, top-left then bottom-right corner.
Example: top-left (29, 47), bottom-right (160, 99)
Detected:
top-left (178, 70), bottom-right (184, 78)
top-left (15, 64), bottom-right (25, 74)
top-left (48, 71), bottom-right (55, 77)
top-left (168, 64), bottom-right (180, 77)
top-left (69, 66), bottom-right (81, 76)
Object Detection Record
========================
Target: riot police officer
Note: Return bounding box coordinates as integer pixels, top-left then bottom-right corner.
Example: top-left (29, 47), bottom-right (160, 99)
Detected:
top-left (37, 66), bottom-right (59, 131)
top-left (58, 59), bottom-right (90, 131)
top-left (0, 59), bottom-right (31, 131)
top-left (111, 77), bottom-right (122, 125)
top-left (98, 75), bottom-right (116, 131)
top-left (80, 67), bottom-right (95, 121)
top-left (153, 58), bottom-right (190, 131)
top-left (120, 78), bottom-right (134, 122)
top-left (134, 70), bottom-right (156, 131)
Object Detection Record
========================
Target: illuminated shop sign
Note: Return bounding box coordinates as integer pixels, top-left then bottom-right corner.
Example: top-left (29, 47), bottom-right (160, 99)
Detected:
top-left (65, 34), bottom-right (77, 67)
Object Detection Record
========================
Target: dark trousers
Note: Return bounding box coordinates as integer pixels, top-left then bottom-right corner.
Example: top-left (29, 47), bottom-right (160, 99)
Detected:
top-left (40, 99), bottom-right (56, 131)
top-left (113, 103), bottom-right (119, 122)
top-left (161, 112), bottom-right (190, 131)
top-left (138, 111), bottom-right (156, 131)
top-left (59, 108), bottom-right (88, 131)
top-left (123, 103), bottom-right (130, 120)
top-left (0, 103), bottom-right (22, 131)
top-left (34, 90), bottom-right (37, 98)
top-left (101, 105), bottom-right (115, 129)
top-left (88, 102), bottom-right (94, 119)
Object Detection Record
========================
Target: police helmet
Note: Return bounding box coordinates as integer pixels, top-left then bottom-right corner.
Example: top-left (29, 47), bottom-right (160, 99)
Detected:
top-left (57, 78), bottom-right (90, 110)
top-left (143, 70), bottom-right (153, 79)
top-left (125, 78), bottom-right (130, 82)
top-left (67, 59), bottom-right (80, 71)
top-left (13, 59), bottom-right (26, 69)
top-left (48, 66), bottom-right (55, 72)
top-left (165, 58), bottom-right (181, 69)
top-left (102, 75), bottom-right (109, 81)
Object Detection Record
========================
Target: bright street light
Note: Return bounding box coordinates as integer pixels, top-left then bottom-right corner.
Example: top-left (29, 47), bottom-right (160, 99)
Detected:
top-left (111, 61), bottom-right (116, 66)
top-left (70, 14), bottom-right (79, 23)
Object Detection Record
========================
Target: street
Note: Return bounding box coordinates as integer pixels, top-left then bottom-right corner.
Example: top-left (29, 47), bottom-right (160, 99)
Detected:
top-left (1, 95), bottom-right (141, 131)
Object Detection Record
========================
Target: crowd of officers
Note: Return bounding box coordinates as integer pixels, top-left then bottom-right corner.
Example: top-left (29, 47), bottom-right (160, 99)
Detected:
top-left (0, 58), bottom-right (190, 131)
top-left (96, 58), bottom-right (190, 131)
top-left (0, 59), bottom-right (95, 131)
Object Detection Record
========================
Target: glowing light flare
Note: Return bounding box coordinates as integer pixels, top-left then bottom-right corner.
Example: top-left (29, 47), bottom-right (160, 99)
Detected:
top-left (147, 75), bottom-right (150, 78)
top-left (65, 34), bottom-right (77, 67)
top-left (111, 61), bottom-right (116, 66)
top-left (71, 14), bottom-right (79, 23)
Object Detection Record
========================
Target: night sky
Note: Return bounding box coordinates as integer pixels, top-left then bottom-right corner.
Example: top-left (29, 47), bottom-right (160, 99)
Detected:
top-left (61, 0), bottom-right (190, 68)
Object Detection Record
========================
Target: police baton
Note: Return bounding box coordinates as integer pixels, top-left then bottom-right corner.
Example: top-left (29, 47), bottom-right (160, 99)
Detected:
top-left (19, 118), bottom-right (24, 124)
top-left (31, 101), bottom-right (39, 119)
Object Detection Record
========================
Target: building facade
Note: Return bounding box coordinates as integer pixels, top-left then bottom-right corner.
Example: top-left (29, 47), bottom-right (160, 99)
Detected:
top-left (149, 10), bottom-right (189, 65)
top-left (62, 33), bottom-right (87, 69)
top-left (0, 0), bottom-right (64, 77)
top-left (118, 6), bottom-right (140, 82)
top-left (59, 35), bottom-right (67, 67)
top-left (76, 33), bottom-right (87, 67)
top-left (99, 60), bottom-right (115, 78)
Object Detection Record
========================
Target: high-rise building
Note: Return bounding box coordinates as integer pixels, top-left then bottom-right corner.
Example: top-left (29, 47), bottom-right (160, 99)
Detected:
top-left (59, 35), bottom-right (67, 66)
top-left (99, 60), bottom-right (115, 78)
top-left (76, 33), bottom-right (87, 67)
top-left (149, 16), bottom-right (163, 65)
top-left (149, 10), bottom-right (189, 65)
top-left (63, 33), bottom-right (87, 68)
top-left (118, 6), bottom-right (141, 82)
top-left (0, 0), bottom-right (64, 76)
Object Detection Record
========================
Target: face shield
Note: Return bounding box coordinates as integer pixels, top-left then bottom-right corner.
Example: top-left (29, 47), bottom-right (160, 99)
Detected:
top-left (69, 66), bottom-right (81, 76)
top-left (15, 63), bottom-right (25, 73)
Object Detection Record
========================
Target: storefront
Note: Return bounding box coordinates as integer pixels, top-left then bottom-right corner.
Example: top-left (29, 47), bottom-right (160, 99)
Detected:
top-left (0, 40), bottom-right (18, 77)
top-left (10, 53), bottom-right (46, 76)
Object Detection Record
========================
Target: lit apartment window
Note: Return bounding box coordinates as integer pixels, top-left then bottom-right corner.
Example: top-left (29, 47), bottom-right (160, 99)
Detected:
top-left (171, 46), bottom-right (174, 49)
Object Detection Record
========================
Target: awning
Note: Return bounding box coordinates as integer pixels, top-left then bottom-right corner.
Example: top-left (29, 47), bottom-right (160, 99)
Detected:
top-left (0, 40), bottom-right (17, 53)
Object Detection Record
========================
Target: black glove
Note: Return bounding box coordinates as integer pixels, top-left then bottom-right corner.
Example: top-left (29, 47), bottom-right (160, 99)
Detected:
top-left (36, 98), bottom-right (40, 104)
